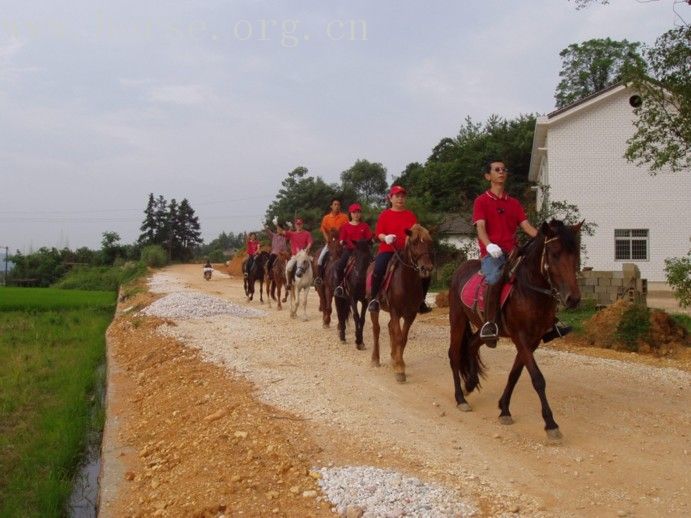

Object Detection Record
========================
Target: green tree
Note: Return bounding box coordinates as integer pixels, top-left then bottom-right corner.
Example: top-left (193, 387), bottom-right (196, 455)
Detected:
top-left (100, 231), bottom-right (124, 265)
top-left (340, 159), bottom-right (388, 206)
top-left (173, 198), bottom-right (203, 261)
top-left (555, 38), bottom-right (646, 108)
top-left (624, 26), bottom-right (691, 173)
top-left (664, 251), bottom-right (691, 308)
top-left (138, 193), bottom-right (157, 245)
top-left (153, 194), bottom-right (169, 245)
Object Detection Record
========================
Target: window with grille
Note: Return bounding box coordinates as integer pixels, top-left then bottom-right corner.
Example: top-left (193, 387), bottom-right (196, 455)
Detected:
top-left (614, 229), bottom-right (649, 260)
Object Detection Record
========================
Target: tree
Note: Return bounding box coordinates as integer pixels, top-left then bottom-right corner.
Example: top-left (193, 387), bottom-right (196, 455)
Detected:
top-left (624, 26), bottom-right (691, 173)
top-left (340, 159), bottom-right (388, 206)
top-left (174, 198), bottom-right (203, 261)
top-left (138, 193), bottom-right (157, 245)
top-left (153, 195), bottom-right (169, 244)
top-left (554, 38), bottom-right (646, 108)
top-left (100, 231), bottom-right (124, 265)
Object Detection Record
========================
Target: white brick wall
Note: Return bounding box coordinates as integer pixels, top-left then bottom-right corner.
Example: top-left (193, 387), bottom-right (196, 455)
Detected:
top-left (536, 87), bottom-right (690, 281)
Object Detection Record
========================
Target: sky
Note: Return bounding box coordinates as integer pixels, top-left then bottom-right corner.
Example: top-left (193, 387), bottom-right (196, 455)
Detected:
top-left (0, 0), bottom-right (679, 252)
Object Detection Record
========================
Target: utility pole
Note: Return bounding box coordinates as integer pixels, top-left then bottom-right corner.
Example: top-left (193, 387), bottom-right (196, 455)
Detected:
top-left (2, 246), bottom-right (8, 286)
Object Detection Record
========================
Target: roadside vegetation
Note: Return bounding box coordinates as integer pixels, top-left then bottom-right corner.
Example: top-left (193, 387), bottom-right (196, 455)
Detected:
top-left (0, 288), bottom-right (116, 516)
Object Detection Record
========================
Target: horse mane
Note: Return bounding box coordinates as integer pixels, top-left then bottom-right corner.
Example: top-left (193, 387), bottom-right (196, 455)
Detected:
top-left (549, 220), bottom-right (579, 254)
top-left (514, 219), bottom-right (578, 286)
top-left (407, 223), bottom-right (431, 242)
top-left (294, 249), bottom-right (309, 261)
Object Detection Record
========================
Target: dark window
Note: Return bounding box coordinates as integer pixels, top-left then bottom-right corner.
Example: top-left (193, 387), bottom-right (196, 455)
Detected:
top-left (614, 229), bottom-right (649, 261)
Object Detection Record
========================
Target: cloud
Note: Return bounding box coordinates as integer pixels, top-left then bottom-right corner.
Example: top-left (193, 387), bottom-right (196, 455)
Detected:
top-left (147, 84), bottom-right (216, 105)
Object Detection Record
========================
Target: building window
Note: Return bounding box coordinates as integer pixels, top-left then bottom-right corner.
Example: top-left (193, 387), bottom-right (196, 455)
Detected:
top-left (614, 229), bottom-right (649, 260)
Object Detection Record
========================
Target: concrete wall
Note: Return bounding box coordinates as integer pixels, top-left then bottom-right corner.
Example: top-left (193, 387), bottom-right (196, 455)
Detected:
top-left (579, 263), bottom-right (647, 307)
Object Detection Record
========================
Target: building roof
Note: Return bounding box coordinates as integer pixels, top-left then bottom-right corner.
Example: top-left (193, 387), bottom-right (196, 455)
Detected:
top-left (438, 214), bottom-right (474, 235)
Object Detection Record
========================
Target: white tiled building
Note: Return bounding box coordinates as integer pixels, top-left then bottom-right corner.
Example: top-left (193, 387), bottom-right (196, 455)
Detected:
top-left (528, 84), bottom-right (691, 282)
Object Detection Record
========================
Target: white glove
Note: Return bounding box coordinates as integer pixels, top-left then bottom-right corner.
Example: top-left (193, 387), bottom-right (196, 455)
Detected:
top-left (272, 216), bottom-right (278, 226)
top-left (384, 234), bottom-right (396, 245)
top-left (486, 243), bottom-right (503, 258)
top-left (286, 221), bottom-right (293, 229)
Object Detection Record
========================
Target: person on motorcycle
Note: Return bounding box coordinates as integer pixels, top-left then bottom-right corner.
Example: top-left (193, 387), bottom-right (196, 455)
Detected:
top-left (203, 259), bottom-right (213, 280)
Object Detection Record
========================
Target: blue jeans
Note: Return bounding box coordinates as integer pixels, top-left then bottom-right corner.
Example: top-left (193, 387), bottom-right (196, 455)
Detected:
top-left (481, 255), bottom-right (506, 285)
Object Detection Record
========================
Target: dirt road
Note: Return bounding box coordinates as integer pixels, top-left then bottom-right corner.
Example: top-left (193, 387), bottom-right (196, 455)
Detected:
top-left (101, 264), bottom-right (690, 517)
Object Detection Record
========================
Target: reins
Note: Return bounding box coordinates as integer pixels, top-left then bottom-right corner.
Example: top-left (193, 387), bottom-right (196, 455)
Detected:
top-left (522, 235), bottom-right (561, 301)
top-left (394, 238), bottom-right (432, 274)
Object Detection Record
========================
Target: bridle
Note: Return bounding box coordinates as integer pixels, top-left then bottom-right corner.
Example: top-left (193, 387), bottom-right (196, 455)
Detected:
top-left (394, 237), bottom-right (433, 275)
top-left (525, 235), bottom-right (562, 301)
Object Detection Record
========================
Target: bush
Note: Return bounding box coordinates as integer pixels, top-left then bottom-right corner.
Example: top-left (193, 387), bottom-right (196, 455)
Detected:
top-left (664, 251), bottom-right (691, 308)
top-left (140, 245), bottom-right (168, 267)
top-left (434, 260), bottom-right (462, 290)
top-left (52, 263), bottom-right (147, 291)
top-left (615, 303), bottom-right (650, 351)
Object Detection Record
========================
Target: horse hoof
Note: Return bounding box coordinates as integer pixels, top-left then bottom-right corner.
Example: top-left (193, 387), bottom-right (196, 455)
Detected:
top-left (356, 343), bottom-right (365, 351)
top-left (371, 360), bottom-right (380, 368)
top-left (301, 317), bottom-right (308, 322)
top-left (456, 402), bottom-right (472, 412)
top-left (546, 428), bottom-right (563, 444)
top-left (322, 323), bottom-right (330, 329)
top-left (395, 373), bottom-right (406, 383)
top-left (499, 415), bottom-right (514, 425)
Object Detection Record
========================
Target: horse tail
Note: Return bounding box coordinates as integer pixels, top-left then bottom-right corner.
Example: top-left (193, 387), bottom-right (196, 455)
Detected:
top-left (459, 322), bottom-right (485, 394)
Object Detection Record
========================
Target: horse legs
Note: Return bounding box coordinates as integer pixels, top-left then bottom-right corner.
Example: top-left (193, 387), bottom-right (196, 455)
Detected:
top-left (449, 307), bottom-right (472, 411)
top-left (370, 310), bottom-right (381, 367)
top-left (521, 345), bottom-right (561, 440)
top-left (289, 287), bottom-right (296, 318)
top-left (353, 299), bottom-right (365, 350)
top-left (335, 297), bottom-right (348, 342)
top-left (497, 353), bottom-right (524, 424)
top-left (388, 315), bottom-right (405, 383)
top-left (258, 279), bottom-right (264, 303)
top-left (300, 287), bottom-right (309, 321)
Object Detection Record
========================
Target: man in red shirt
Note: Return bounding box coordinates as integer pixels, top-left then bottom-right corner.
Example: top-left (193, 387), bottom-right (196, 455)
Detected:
top-left (279, 218), bottom-right (313, 288)
top-left (244, 232), bottom-right (261, 278)
top-left (473, 159), bottom-right (569, 346)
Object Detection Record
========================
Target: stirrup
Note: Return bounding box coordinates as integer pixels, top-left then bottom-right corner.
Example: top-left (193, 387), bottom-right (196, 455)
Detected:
top-left (367, 299), bottom-right (380, 312)
top-left (542, 322), bottom-right (572, 343)
top-left (479, 322), bottom-right (499, 347)
top-left (334, 285), bottom-right (345, 298)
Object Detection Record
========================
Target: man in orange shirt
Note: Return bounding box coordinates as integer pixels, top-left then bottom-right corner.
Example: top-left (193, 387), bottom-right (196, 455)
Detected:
top-left (314, 198), bottom-right (349, 287)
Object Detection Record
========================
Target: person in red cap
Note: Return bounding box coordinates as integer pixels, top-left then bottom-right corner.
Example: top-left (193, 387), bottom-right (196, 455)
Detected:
top-left (243, 232), bottom-right (260, 278)
top-left (334, 203), bottom-right (373, 298)
top-left (278, 218), bottom-right (313, 288)
top-left (314, 198), bottom-right (349, 288)
top-left (367, 185), bottom-right (432, 313)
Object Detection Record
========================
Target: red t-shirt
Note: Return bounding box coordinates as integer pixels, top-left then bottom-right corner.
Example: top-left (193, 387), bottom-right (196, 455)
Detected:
top-left (285, 230), bottom-right (313, 256)
top-left (472, 190), bottom-right (527, 257)
top-left (246, 239), bottom-right (259, 256)
top-left (339, 222), bottom-right (373, 250)
top-left (374, 209), bottom-right (418, 254)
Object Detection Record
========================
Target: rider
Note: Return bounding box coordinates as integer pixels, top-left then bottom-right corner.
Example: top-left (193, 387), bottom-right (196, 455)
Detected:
top-left (334, 203), bottom-right (373, 298)
top-left (314, 198), bottom-right (349, 288)
top-left (474, 159), bottom-right (571, 346)
top-left (265, 217), bottom-right (288, 277)
top-left (367, 185), bottom-right (432, 313)
top-left (278, 218), bottom-right (313, 289)
top-left (244, 232), bottom-right (260, 278)
top-left (203, 259), bottom-right (212, 269)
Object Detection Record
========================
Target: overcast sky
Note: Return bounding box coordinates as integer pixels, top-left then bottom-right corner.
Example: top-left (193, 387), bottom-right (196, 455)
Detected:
top-left (0, 0), bottom-right (677, 252)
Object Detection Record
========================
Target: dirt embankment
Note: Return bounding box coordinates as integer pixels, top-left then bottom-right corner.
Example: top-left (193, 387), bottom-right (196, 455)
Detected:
top-left (100, 265), bottom-right (691, 517)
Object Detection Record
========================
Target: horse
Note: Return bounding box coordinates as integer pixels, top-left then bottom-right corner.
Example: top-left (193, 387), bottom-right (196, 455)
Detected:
top-left (244, 251), bottom-right (269, 303)
top-left (448, 220), bottom-right (582, 442)
top-left (342, 239), bottom-right (373, 349)
top-left (287, 249), bottom-right (313, 321)
top-left (369, 224), bottom-right (434, 383)
top-left (314, 229), bottom-right (346, 330)
top-left (267, 251), bottom-right (290, 310)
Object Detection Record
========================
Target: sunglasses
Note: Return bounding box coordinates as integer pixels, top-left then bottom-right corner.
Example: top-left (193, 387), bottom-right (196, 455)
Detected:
top-left (492, 167), bottom-right (509, 173)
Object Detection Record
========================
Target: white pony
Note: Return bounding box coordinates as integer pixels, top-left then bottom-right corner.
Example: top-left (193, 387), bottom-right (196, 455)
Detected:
top-left (287, 249), bottom-right (313, 321)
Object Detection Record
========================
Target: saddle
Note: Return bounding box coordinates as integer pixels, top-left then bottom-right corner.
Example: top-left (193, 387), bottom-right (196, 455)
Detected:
top-left (365, 257), bottom-right (398, 299)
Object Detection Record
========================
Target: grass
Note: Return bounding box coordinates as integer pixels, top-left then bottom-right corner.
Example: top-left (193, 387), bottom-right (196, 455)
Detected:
top-left (52, 263), bottom-right (147, 291)
top-left (0, 287), bottom-right (116, 312)
top-left (0, 289), bottom-right (115, 517)
top-left (557, 298), bottom-right (598, 334)
top-left (670, 313), bottom-right (691, 335)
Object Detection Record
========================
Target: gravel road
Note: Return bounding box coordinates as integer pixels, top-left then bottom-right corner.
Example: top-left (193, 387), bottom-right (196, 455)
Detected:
top-left (136, 265), bottom-right (691, 516)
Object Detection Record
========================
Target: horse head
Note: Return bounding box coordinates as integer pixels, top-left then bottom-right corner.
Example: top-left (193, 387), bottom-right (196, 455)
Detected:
top-left (404, 224), bottom-right (434, 278)
top-left (294, 249), bottom-right (311, 278)
top-left (540, 219), bottom-right (583, 309)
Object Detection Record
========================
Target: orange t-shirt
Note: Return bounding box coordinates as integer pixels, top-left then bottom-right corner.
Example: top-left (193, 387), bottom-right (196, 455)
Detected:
top-left (320, 212), bottom-right (349, 235)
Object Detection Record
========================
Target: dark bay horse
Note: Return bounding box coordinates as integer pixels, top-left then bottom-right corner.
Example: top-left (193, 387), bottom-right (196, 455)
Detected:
top-left (342, 239), bottom-right (373, 349)
top-left (314, 230), bottom-right (346, 330)
top-left (369, 224), bottom-right (434, 383)
top-left (448, 220), bottom-right (582, 441)
top-left (267, 251), bottom-right (290, 310)
top-left (244, 251), bottom-right (269, 303)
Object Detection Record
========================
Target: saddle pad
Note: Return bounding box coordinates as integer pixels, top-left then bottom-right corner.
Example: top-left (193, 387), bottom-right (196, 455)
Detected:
top-left (460, 272), bottom-right (513, 312)
top-left (366, 262), bottom-right (395, 297)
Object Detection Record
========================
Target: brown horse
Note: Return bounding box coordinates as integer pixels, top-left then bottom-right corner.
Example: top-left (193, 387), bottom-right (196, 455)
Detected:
top-left (244, 251), bottom-right (269, 303)
top-left (342, 239), bottom-right (373, 349)
top-left (369, 224), bottom-right (434, 382)
top-left (448, 220), bottom-right (582, 441)
top-left (314, 230), bottom-right (345, 330)
top-left (267, 251), bottom-right (290, 310)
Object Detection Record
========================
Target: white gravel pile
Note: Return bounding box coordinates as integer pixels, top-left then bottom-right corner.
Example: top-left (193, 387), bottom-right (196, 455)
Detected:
top-left (148, 272), bottom-right (190, 294)
top-left (142, 292), bottom-right (266, 319)
top-left (317, 466), bottom-right (477, 517)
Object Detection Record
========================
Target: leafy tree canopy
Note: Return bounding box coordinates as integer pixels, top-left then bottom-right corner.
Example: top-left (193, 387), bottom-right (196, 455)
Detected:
top-left (555, 37), bottom-right (646, 108)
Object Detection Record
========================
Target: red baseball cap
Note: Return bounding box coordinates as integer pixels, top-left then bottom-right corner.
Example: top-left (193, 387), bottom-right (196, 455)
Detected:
top-left (348, 203), bottom-right (362, 213)
top-left (294, 218), bottom-right (304, 225)
top-left (389, 185), bottom-right (406, 196)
